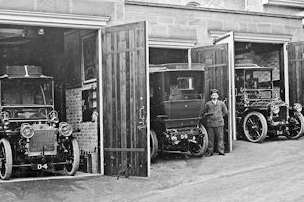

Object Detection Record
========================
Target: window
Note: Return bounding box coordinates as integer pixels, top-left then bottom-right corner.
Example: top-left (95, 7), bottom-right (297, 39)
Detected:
top-left (177, 77), bottom-right (194, 90)
top-left (82, 33), bottom-right (97, 83)
top-left (82, 88), bottom-right (97, 122)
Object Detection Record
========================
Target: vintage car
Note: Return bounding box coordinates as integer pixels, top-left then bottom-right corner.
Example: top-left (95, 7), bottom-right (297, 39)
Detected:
top-left (0, 65), bottom-right (79, 180)
top-left (149, 63), bottom-right (208, 159)
top-left (235, 64), bottom-right (304, 143)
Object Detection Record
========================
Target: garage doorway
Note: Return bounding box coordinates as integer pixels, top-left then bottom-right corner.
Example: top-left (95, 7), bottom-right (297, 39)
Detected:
top-left (0, 25), bottom-right (100, 175)
top-left (0, 12), bottom-right (150, 177)
top-left (234, 42), bottom-right (285, 139)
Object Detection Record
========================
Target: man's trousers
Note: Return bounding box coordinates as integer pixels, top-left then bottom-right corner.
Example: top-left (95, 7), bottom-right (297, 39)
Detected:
top-left (207, 126), bottom-right (225, 154)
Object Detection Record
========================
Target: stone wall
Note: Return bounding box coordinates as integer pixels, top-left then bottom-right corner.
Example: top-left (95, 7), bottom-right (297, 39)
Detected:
top-left (129, 0), bottom-right (303, 16)
top-left (0, 0), bottom-right (125, 22)
top-left (125, 3), bottom-right (304, 46)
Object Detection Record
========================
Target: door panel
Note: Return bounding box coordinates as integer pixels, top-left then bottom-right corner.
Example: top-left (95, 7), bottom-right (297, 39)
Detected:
top-left (192, 44), bottom-right (231, 152)
top-left (102, 22), bottom-right (148, 177)
top-left (192, 44), bottom-right (229, 101)
top-left (287, 42), bottom-right (304, 106)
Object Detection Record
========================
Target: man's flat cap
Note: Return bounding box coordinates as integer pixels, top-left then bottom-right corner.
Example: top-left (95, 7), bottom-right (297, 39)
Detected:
top-left (210, 89), bottom-right (219, 95)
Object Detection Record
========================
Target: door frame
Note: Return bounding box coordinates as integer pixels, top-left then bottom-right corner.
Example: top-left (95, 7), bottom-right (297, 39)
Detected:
top-left (212, 31), bottom-right (292, 141)
top-left (0, 9), bottom-right (109, 175)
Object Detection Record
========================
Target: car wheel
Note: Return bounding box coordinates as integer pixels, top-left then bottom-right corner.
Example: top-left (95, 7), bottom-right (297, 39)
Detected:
top-left (288, 112), bottom-right (304, 139)
top-left (150, 130), bottom-right (158, 161)
top-left (190, 126), bottom-right (208, 157)
top-left (243, 112), bottom-right (268, 143)
top-left (0, 138), bottom-right (13, 180)
top-left (64, 138), bottom-right (80, 176)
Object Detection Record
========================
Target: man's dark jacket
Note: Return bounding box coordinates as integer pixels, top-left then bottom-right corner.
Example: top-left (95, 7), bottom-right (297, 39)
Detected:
top-left (203, 100), bottom-right (228, 127)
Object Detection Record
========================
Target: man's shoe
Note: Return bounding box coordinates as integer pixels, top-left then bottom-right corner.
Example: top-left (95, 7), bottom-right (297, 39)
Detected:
top-left (218, 152), bottom-right (225, 156)
top-left (205, 152), bottom-right (213, 157)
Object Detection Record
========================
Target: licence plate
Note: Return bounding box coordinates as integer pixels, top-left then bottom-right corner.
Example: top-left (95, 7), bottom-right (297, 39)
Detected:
top-left (33, 163), bottom-right (48, 170)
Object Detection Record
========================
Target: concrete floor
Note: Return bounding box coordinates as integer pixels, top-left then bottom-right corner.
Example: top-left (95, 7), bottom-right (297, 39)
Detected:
top-left (1, 138), bottom-right (304, 202)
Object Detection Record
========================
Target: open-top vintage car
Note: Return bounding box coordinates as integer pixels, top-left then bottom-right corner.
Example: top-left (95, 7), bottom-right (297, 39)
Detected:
top-left (149, 63), bottom-right (208, 159)
top-left (235, 64), bottom-right (304, 143)
top-left (0, 65), bottom-right (79, 180)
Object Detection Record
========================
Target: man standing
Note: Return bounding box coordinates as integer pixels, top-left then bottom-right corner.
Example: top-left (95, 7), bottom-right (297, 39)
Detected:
top-left (203, 89), bottom-right (228, 156)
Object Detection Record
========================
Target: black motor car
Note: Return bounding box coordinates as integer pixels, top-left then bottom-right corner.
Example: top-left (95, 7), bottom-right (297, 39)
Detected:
top-left (149, 63), bottom-right (208, 159)
top-left (0, 65), bottom-right (79, 180)
top-left (235, 64), bottom-right (304, 143)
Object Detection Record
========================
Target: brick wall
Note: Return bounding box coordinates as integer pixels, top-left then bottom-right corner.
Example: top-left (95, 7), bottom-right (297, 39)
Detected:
top-left (65, 87), bottom-right (98, 153)
top-left (235, 47), bottom-right (281, 80)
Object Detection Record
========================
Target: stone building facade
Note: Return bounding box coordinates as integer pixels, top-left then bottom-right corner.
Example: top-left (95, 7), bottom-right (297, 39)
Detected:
top-left (0, 0), bottom-right (303, 175)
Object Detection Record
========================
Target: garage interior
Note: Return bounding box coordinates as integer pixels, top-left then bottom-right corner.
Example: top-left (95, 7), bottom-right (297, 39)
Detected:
top-left (0, 25), bottom-right (99, 174)
top-left (149, 42), bottom-right (286, 142)
top-left (234, 41), bottom-right (284, 138)
top-left (234, 42), bottom-right (284, 98)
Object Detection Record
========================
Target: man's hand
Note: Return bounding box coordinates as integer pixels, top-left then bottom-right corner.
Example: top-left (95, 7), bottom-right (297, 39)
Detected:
top-left (204, 112), bottom-right (215, 116)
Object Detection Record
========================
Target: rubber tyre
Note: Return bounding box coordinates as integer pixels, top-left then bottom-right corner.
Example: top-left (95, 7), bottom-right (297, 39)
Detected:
top-left (64, 138), bottom-right (80, 176)
top-left (190, 126), bottom-right (209, 157)
top-left (243, 112), bottom-right (268, 143)
top-left (0, 138), bottom-right (13, 180)
top-left (288, 112), bottom-right (304, 139)
top-left (150, 130), bottom-right (158, 161)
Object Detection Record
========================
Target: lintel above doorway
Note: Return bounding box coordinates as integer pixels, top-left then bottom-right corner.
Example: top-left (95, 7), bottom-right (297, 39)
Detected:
top-left (209, 30), bottom-right (292, 44)
top-left (149, 37), bottom-right (196, 49)
top-left (0, 9), bottom-right (110, 29)
top-left (262, 0), bottom-right (304, 8)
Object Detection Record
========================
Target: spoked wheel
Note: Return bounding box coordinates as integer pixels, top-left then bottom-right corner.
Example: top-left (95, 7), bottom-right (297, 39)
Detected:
top-left (64, 138), bottom-right (80, 176)
top-left (243, 112), bottom-right (268, 143)
top-left (190, 126), bottom-right (208, 157)
top-left (0, 138), bottom-right (13, 180)
top-left (288, 112), bottom-right (304, 139)
top-left (150, 130), bottom-right (158, 161)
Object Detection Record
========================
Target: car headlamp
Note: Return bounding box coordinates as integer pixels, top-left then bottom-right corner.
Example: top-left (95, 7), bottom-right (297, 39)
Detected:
top-left (271, 105), bottom-right (280, 114)
top-left (243, 93), bottom-right (250, 105)
top-left (171, 135), bottom-right (177, 141)
top-left (20, 123), bottom-right (34, 139)
top-left (1, 111), bottom-right (10, 125)
top-left (48, 110), bottom-right (59, 123)
top-left (293, 103), bottom-right (302, 112)
top-left (59, 122), bottom-right (73, 137)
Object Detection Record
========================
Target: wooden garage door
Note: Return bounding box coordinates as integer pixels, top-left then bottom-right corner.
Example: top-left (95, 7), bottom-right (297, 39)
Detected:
top-left (191, 44), bottom-right (229, 102)
top-left (191, 44), bottom-right (230, 152)
top-left (102, 22), bottom-right (149, 177)
top-left (288, 42), bottom-right (304, 106)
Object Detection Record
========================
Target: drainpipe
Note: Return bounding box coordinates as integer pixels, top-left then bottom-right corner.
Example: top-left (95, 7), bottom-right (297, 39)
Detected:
top-left (244, 0), bottom-right (249, 11)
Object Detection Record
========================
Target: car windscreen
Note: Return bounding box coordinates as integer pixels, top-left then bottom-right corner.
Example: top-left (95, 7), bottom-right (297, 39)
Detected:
top-left (244, 69), bottom-right (272, 90)
top-left (164, 71), bottom-right (204, 101)
top-left (1, 78), bottom-right (53, 106)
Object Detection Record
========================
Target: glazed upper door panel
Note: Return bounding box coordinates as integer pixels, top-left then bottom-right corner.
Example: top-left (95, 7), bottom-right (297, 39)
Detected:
top-left (102, 21), bottom-right (149, 177)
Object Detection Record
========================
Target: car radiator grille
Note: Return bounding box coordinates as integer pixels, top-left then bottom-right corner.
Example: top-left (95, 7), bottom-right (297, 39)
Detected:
top-left (278, 106), bottom-right (288, 121)
top-left (29, 129), bottom-right (57, 154)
